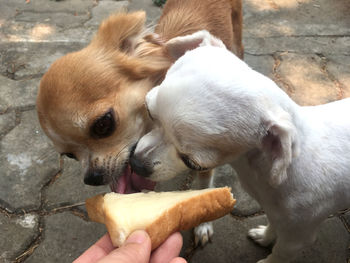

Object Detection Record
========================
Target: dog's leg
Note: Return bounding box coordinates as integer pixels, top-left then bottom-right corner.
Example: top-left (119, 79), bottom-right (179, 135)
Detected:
top-left (256, 225), bottom-right (317, 263)
top-left (248, 223), bottom-right (276, 247)
top-left (191, 169), bottom-right (215, 246)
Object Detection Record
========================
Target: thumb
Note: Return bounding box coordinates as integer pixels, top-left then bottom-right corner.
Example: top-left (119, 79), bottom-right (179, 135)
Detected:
top-left (97, 230), bottom-right (151, 263)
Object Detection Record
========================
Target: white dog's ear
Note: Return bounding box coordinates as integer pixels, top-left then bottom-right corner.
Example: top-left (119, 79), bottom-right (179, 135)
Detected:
top-left (262, 110), bottom-right (299, 187)
top-left (145, 85), bottom-right (161, 117)
top-left (165, 30), bottom-right (225, 60)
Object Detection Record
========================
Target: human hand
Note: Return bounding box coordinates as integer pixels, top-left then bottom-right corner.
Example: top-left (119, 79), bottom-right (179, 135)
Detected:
top-left (74, 230), bottom-right (187, 263)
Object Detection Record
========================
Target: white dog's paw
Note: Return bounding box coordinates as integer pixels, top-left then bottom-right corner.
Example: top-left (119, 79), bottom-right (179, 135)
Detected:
top-left (257, 255), bottom-right (281, 263)
top-left (248, 225), bottom-right (273, 247)
top-left (194, 222), bottom-right (214, 247)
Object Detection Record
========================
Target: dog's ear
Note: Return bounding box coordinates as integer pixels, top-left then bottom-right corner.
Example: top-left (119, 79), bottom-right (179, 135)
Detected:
top-left (92, 11), bottom-right (146, 53)
top-left (145, 85), bottom-right (161, 116)
top-left (262, 110), bottom-right (299, 187)
top-left (165, 30), bottom-right (226, 60)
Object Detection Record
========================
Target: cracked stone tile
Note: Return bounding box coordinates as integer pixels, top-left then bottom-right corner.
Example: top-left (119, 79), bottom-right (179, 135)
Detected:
top-left (85, 0), bottom-right (129, 27)
top-left (0, 0), bottom-right (94, 14)
top-left (0, 110), bottom-right (59, 211)
top-left (14, 12), bottom-right (91, 29)
top-left (341, 210), bottom-right (350, 233)
top-left (0, 0), bottom-right (95, 44)
top-left (0, 111), bottom-right (16, 137)
top-left (244, 36), bottom-right (350, 56)
top-left (276, 53), bottom-right (339, 105)
top-left (0, 20), bottom-right (96, 44)
top-left (44, 158), bottom-right (109, 210)
top-left (0, 213), bottom-right (39, 263)
top-left (245, 54), bottom-right (275, 79)
top-left (128, 0), bottom-right (162, 25)
top-left (0, 76), bottom-right (39, 111)
top-left (190, 215), bottom-right (348, 263)
top-left (326, 55), bottom-right (350, 98)
top-left (213, 165), bottom-right (261, 216)
top-left (291, 217), bottom-right (348, 263)
top-left (244, 0), bottom-right (350, 38)
top-left (0, 43), bottom-right (86, 79)
top-left (25, 212), bottom-right (106, 263)
top-left (0, 1), bottom-right (19, 22)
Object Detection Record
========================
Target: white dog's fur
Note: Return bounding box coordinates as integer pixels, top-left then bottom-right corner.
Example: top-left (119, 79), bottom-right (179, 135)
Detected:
top-left (134, 31), bottom-right (350, 262)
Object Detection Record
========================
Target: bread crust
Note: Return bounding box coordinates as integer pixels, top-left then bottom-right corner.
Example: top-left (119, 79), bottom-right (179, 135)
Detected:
top-left (86, 194), bottom-right (105, 224)
top-left (144, 187), bottom-right (235, 249)
top-left (86, 187), bottom-right (235, 250)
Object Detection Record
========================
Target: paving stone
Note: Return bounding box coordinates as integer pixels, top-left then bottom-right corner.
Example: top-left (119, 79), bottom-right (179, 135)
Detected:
top-left (44, 158), bottom-right (109, 210)
top-left (0, 76), bottom-right (39, 110)
top-left (190, 215), bottom-right (348, 263)
top-left (0, 0), bottom-right (95, 44)
top-left (243, 0), bottom-right (350, 38)
top-left (292, 217), bottom-right (349, 263)
top-left (276, 53), bottom-right (339, 105)
top-left (244, 36), bottom-right (350, 56)
top-left (0, 213), bottom-right (39, 263)
top-left (341, 211), bottom-right (350, 233)
top-left (0, 110), bottom-right (59, 211)
top-left (0, 20), bottom-right (96, 44)
top-left (326, 55), bottom-right (350, 98)
top-left (190, 215), bottom-right (269, 263)
top-left (0, 43), bottom-right (86, 79)
top-left (244, 54), bottom-right (275, 79)
top-left (26, 212), bottom-right (107, 263)
top-left (128, 0), bottom-right (162, 25)
top-left (180, 229), bottom-right (194, 258)
top-left (0, 0), bottom-right (19, 22)
top-left (0, 0), bottom-right (94, 14)
top-left (85, 0), bottom-right (129, 27)
top-left (213, 165), bottom-right (261, 216)
top-left (14, 11), bottom-right (91, 29)
top-left (0, 111), bottom-right (16, 137)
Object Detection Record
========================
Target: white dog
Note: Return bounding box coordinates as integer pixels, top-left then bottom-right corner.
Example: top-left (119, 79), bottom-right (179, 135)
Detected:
top-left (130, 31), bottom-right (350, 263)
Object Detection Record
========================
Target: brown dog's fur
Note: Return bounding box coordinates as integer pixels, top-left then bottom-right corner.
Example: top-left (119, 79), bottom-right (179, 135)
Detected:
top-left (37, 0), bottom-right (243, 185)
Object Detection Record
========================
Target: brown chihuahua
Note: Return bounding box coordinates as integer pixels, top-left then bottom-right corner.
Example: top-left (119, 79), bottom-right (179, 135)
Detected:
top-left (37, 0), bottom-right (243, 245)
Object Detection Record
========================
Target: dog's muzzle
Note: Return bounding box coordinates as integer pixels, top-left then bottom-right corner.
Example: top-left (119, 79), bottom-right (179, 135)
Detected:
top-left (84, 168), bottom-right (108, 186)
top-left (129, 154), bottom-right (152, 178)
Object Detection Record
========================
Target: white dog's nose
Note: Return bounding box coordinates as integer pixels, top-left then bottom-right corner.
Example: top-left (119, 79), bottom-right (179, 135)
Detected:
top-left (129, 153), bottom-right (153, 178)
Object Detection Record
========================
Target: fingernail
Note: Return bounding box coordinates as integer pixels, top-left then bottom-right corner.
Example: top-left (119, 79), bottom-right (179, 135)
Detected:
top-left (125, 230), bottom-right (148, 245)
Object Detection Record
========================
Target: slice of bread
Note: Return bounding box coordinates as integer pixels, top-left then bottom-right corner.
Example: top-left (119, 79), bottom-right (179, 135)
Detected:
top-left (86, 187), bottom-right (236, 249)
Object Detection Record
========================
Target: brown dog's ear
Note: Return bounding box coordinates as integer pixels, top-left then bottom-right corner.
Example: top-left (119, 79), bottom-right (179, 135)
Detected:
top-left (92, 11), bottom-right (146, 53)
top-left (165, 30), bottom-right (226, 60)
top-left (261, 110), bottom-right (299, 187)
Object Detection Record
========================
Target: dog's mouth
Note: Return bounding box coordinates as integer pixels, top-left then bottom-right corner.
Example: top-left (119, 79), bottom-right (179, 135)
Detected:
top-left (109, 164), bottom-right (156, 194)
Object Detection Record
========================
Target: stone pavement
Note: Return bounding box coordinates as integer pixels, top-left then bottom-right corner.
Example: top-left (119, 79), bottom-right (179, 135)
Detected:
top-left (0, 0), bottom-right (349, 262)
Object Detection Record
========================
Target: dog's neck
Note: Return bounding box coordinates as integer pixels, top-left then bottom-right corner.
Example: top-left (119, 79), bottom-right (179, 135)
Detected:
top-left (226, 67), bottom-right (306, 187)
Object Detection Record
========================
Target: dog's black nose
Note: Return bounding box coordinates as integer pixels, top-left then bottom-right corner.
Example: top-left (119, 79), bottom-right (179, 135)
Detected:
top-left (129, 155), bottom-right (152, 178)
top-left (84, 169), bottom-right (106, 186)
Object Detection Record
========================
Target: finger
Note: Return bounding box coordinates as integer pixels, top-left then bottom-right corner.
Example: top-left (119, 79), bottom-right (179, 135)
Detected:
top-left (170, 258), bottom-right (188, 263)
top-left (73, 233), bottom-right (115, 263)
top-left (150, 232), bottom-right (183, 263)
top-left (97, 230), bottom-right (151, 263)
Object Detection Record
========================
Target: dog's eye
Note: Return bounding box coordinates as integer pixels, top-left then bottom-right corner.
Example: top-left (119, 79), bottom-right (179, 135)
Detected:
top-left (179, 154), bottom-right (207, 171)
top-left (61, 153), bottom-right (77, 160)
top-left (90, 109), bottom-right (116, 139)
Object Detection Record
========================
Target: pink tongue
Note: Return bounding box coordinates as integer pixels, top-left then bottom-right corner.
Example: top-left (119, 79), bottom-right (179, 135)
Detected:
top-left (115, 165), bottom-right (156, 194)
